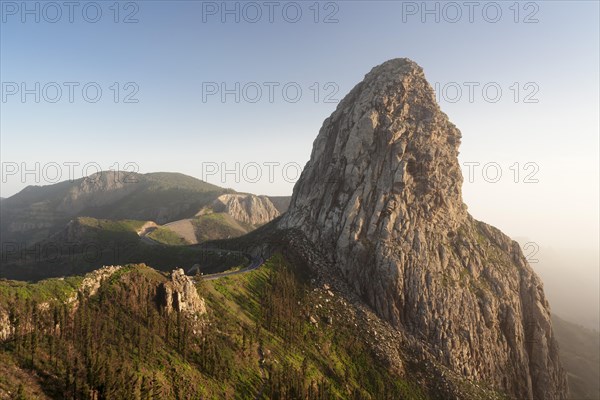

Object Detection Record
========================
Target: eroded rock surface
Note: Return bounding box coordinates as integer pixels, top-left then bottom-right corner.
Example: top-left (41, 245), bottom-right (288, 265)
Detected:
top-left (281, 58), bottom-right (567, 400)
top-left (201, 194), bottom-right (282, 227)
top-left (0, 309), bottom-right (14, 341)
top-left (158, 268), bottom-right (206, 316)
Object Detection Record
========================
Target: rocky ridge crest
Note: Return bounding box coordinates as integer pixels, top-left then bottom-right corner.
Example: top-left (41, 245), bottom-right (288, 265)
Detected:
top-left (280, 58), bottom-right (567, 399)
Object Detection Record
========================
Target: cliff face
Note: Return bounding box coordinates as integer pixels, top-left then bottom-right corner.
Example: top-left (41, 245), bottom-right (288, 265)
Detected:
top-left (281, 58), bottom-right (567, 399)
top-left (157, 268), bottom-right (207, 317)
top-left (201, 194), bottom-right (283, 227)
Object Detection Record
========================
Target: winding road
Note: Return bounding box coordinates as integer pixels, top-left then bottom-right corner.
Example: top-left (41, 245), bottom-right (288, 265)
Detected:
top-left (137, 222), bottom-right (266, 279)
top-left (198, 255), bottom-right (265, 281)
top-left (137, 222), bottom-right (161, 245)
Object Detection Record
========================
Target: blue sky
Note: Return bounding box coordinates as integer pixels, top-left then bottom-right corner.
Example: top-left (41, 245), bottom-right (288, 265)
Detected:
top-left (1, 0), bottom-right (598, 256)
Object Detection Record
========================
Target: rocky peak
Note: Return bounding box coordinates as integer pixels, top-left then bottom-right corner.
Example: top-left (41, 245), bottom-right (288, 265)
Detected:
top-left (157, 268), bottom-right (206, 316)
top-left (281, 58), bottom-right (567, 399)
top-left (284, 58), bottom-right (466, 238)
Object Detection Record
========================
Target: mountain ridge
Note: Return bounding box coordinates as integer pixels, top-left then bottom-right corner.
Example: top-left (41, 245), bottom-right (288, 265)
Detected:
top-left (0, 171), bottom-right (290, 248)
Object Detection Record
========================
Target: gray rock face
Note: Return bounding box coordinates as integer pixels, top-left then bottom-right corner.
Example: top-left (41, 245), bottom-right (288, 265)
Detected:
top-left (201, 194), bottom-right (282, 227)
top-left (77, 265), bottom-right (123, 298)
top-left (0, 309), bottom-right (14, 341)
top-left (158, 269), bottom-right (206, 316)
top-left (281, 59), bottom-right (567, 399)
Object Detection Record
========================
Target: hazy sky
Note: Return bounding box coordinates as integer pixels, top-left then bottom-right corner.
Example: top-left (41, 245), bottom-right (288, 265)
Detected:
top-left (1, 1), bottom-right (598, 322)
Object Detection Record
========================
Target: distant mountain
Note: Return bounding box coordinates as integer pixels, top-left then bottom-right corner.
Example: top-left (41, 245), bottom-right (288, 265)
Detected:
top-left (147, 194), bottom-right (291, 245)
top-left (0, 172), bottom-right (291, 248)
top-left (198, 193), bottom-right (282, 225)
top-left (552, 314), bottom-right (600, 399)
top-left (0, 173), bottom-right (291, 280)
top-left (263, 195), bottom-right (291, 214)
top-left (0, 171), bottom-right (226, 246)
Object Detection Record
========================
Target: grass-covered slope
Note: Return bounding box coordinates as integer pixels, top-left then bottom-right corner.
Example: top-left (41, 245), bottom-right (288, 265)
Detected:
top-left (0, 256), bottom-right (429, 399)
top-left (0, 215), bottom-right (249, 281)
top-left (146, 213), bottom-right (255, 246)
top-left (192, 213), bottom-right (255, 242)
top-left (147, 225), bottom-right (191, 246)
top-left (73, 216), bottom-right (147, 242)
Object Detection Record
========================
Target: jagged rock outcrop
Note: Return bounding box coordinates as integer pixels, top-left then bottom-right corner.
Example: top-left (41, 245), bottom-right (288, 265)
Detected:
top-left (0, 266), bottom-right (123, 341)
top-left (1, 265), bottom-right (209, 343)
top-left (0, 309), bottom-right (14, 341)
top-left (64, 266), bottom-right (123, 315)
top-left (77, 265), bottom-right (122, 298)
top-left (200, 194), bottom-right (282, 227)
top-left (280, 58), bottom-right (567, 399)
top-left (157, 269), bottom-right (207, 316)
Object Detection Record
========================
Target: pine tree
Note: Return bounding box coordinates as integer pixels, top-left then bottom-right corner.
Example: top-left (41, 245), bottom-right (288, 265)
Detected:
top-left (15, 383), bottom-right (26, 400)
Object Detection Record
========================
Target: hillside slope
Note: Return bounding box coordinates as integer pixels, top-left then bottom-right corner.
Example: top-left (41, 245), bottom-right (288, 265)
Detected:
top-left (552, 315), bottom-right (600, 399)
top-left (0, 171), bottom-right (226, 246)
top-left (0, 216), bottom-right (248, 281)
top-left (0, 259), bottom-right (445, 399)
top-left (1, 173), bottom-right (291, 280)
top-left (1, 172), bottom-right (290, 248)
top-left (151, 194), bottom-right (290, 245)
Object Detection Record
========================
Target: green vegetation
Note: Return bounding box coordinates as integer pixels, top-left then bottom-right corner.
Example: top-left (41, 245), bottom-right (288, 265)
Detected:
top-left (0, 276), bottom-right (82, 306)
top-left (0, 257), bottom-right (429, 399)
top-left (204, 254), bottom-right (428, 399)
top-left (1, 219), bottom-right (248, 281)
top-left (192, 213), bottom-right (254, 242)
top-left (74, 217), bottom-right (147, 243)
top-left (76, 217), bottom-right (146, 233)
top-left (147, 226), bottom-right (189, 246)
